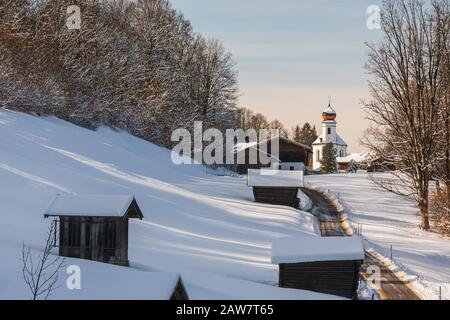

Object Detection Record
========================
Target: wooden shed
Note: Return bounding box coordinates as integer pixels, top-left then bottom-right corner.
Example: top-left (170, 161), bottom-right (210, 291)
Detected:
top-left (39, 271), bottom-right (189, 300)
top-left (170, 277), bottom-right (190, 300)
top-left (236, 137), bottom-right (312, 174)
top-left (247, 169), bottom-right (304, 208)
top-left (271, 237), bottom-right (365, 299)
top-left (44, 194), bottom-right (144, 267)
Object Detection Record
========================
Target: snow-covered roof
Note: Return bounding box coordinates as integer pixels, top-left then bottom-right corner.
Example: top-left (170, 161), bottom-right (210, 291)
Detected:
top-left (44, 194), bottom-right (143, 218)
top-left (313, 133), bottom-right (348, 146)
top-left (235, 136), bottom-right (312, 153)
top-left (337, 152), bottom-right (370, 164)
top-left (4, 271), bottom-right (186, 300)
top-left (60, 272), bottom-right (184, 300)
top-left (323, 105), bottom-right (336, 115)
top-left (247, 169), bottom-right (304, 187)
top-left (271, 236), bottom-right (365, 264)
top-left (336, 134), bottom-right (347, 146)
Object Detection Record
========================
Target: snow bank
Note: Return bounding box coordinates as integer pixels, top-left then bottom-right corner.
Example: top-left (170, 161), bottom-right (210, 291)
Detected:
top-left (0, 110), bottom-right (326, 300)
top-left (271, 237), bottom-right (364, 264)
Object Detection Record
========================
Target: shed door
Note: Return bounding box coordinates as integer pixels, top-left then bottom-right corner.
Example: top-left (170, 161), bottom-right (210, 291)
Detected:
top-left (94, 221), bottom-right (118, 263)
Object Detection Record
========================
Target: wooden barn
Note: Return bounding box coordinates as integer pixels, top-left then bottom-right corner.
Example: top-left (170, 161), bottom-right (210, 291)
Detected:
top-left (44, 194), bottom-right (144, 267)
top-left (247, 169), bottom-right (304, 208)
top-left (236, 137), bottom-right (312, 174)
top-left (271, 237), bottom-right (365, 299)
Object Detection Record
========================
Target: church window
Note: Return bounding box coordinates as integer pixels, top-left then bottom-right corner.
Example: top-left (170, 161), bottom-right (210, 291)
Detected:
top-left (328, 128), bottom-right (331, 135)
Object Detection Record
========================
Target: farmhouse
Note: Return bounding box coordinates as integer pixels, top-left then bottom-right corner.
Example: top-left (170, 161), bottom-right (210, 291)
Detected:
top-left (236, 136), bottom-right (312, 174)
top-left (44, 194), bottom-right (144, 266)
top-left (247, 169), bottom-right (304, 208)
top-left (272, 236), bottom-right (364, 299)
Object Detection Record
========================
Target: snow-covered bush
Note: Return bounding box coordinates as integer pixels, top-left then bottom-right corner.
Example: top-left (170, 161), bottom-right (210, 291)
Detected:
top-left (0, 0), bottom-right (239, 149)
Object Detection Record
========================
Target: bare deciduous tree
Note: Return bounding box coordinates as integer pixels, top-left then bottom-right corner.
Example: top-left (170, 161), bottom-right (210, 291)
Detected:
top-left (362, 0), bottom-right (449, 230)
top-left (21, 223), bottom-right (65, 300)
top-left (0, 0), bottom-right (239, 148)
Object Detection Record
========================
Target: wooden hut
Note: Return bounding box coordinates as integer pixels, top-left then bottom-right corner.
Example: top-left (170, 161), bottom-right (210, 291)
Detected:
top-left (170, 277), bottom-right (190, 300)
top-left (44, 194), bottom-right (144, 267)
top-left (271, 237), bottom-right (365, 299)
top-left (40, 272), bottom-right (189, 300)
top-left (247, 169), bottom-right (304, 208)
top-left (236, 137), bottom-right (312, 174)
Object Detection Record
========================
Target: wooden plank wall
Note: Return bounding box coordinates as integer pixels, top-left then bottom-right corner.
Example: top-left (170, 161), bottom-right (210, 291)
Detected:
top-left (58, 217), bottom-right (129, 267)
top-left (170, 278), bottom-right (190, 300)
top-left (279, 260), bottom-right (362, 299)
top-left (253, 187), bottom-right (299, 207)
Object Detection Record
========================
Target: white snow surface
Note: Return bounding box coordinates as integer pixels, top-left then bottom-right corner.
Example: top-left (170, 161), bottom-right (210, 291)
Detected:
top-left (247, 169), bottom-right (304, 187)
top-left (45, 194), bottom-right (136, 217)
top-left (0, 110), bottom-right (337, 300)
top-left (306, 172), bottom-right (450, 300)
top-left (271, 237), bottom-right (365, 264)
top-left (297, 189), bottom-right (312, 212)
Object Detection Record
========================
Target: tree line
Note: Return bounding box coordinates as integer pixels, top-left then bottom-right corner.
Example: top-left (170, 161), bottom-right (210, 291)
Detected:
top-left (237, 107), bottom-right (318, 147)
top-left (0, 0), bottom-right (238, 147)
top-left (0, 0), bottom-right (319, 154)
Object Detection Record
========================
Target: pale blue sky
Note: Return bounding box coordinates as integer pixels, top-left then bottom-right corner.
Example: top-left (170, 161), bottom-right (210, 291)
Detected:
top-left (172, 0), bottom-right (383, 152)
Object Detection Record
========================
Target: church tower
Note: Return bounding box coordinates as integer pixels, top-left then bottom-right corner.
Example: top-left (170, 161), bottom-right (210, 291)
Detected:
top-left (312, 102), bottom-right (348, 170)
top-left (321, 104), bottom-right (337, 144)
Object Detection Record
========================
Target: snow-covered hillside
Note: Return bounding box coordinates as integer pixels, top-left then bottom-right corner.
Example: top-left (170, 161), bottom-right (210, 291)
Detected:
top-left (306, 173), bottom-right (450, 300)
top-left (0, 110), bottom-right (332, 300)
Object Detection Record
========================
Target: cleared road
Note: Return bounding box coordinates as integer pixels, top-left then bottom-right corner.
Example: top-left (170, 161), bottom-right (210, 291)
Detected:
top-left (300, 187), bottom-right (421, 300)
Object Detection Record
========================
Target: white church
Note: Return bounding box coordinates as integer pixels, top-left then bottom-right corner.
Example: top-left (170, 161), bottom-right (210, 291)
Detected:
top-left (312, 103), bottom-right (348, 170)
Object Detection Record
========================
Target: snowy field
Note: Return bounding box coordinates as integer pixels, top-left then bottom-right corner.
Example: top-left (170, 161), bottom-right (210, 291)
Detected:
top-left (0, 110), bottom-right (336, 300)
top-left (306, 173), bottom-right (450, 300)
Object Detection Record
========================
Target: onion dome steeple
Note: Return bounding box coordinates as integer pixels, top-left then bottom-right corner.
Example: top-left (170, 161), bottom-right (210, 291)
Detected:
top-left (322, 101), bottom-right (337, 121)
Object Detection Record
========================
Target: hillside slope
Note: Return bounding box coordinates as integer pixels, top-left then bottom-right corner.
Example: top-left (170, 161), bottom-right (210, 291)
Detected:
top-left (0, 109), bottom-right (331, 300)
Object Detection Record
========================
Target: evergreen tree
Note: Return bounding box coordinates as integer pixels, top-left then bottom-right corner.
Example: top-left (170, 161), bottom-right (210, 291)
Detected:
top-left (320, 143), bottom-right (337, 173)
top-left (292, 123), bottom-right (318, 147)
top-left (293, 125), bottom-right (302, 142)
